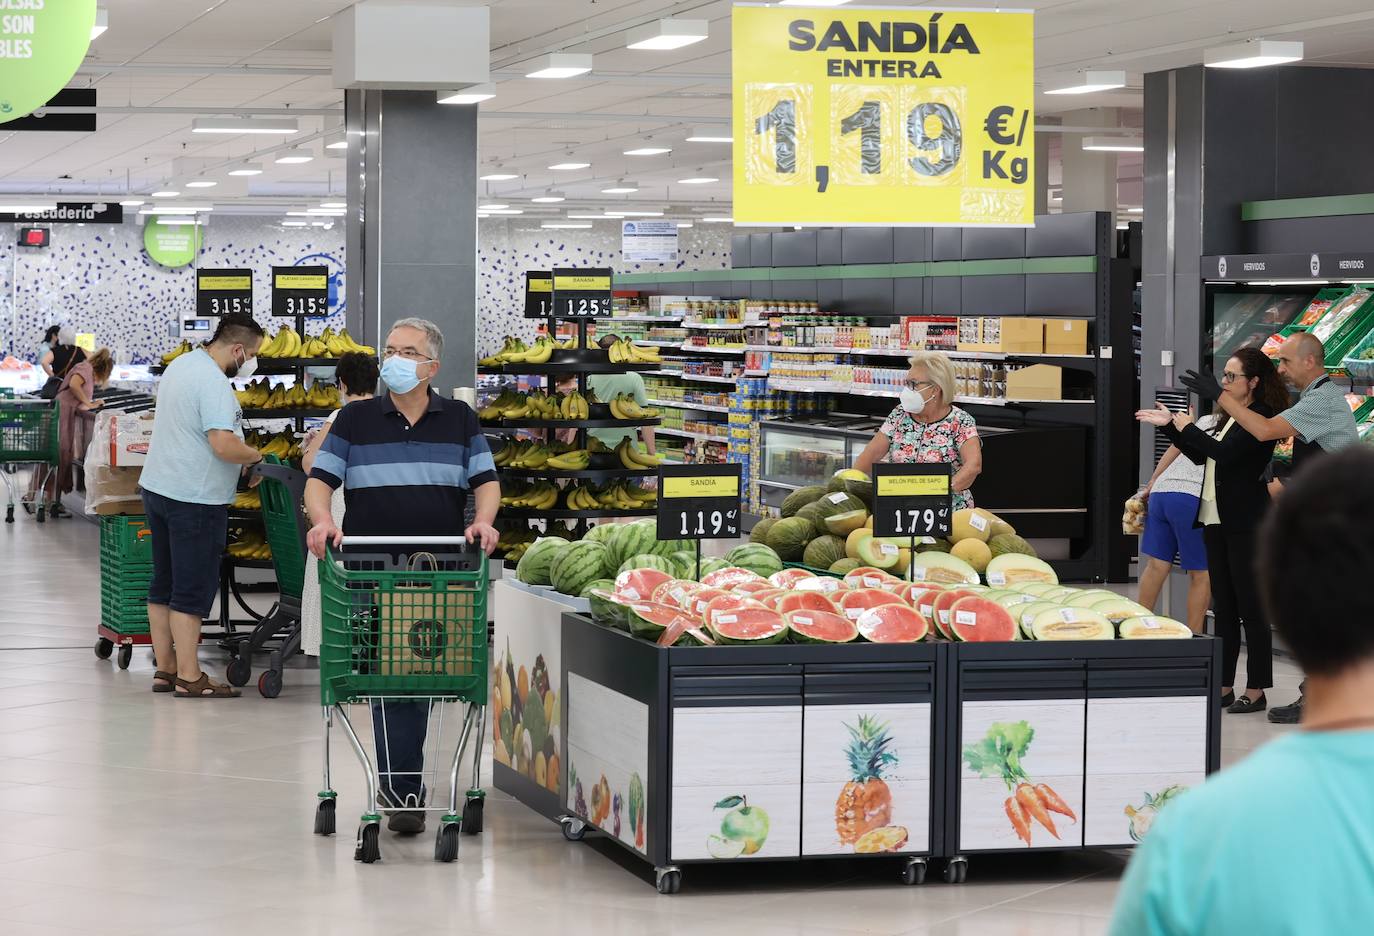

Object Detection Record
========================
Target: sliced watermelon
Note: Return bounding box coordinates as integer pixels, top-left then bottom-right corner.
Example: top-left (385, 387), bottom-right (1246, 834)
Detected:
top-left (614, 567), bottom-right (675, 602)
top-left (701, 566), bottom-right (766, 590)
top-left (626, 601), bottom-right (686, 640)
top-left (907, 585), bottom-right (944, 622)
top-left (775, 590), bottom-right (840, 615)
top-left (656, 615), bottom-right (717, 647)
top-left (749, 587), bottom-right (788, 607)
top-left (931, 588), bottom-right (977, 639)
top-left (785, 610), bottom-right (858, 644)
top-left (735, 580), bottom-right (776, 595)
top-left (710, 607), bottom-right (787, 644)
top-left (856, 604), bottom-right (929, 643)
top-left (794, 575), bottom-right (844, 594)
top-left (948, 596), bottom-right (1019, 642)
top-left (843, 567), bottom-right (901, 590)
top-left (651, 578), bottom-right (703, 610)
top-left (837, 588), bottom-right (906, 621)
top-left (686, 586), bottom-right (729, 620)
top-left (701, 594), bottom-right (766, 628)
top-left (769, 568), bottom-right (820, 589)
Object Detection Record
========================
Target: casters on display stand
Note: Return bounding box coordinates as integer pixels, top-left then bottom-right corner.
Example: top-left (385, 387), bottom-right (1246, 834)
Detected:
top-left (462, 791), bottom-right (485, 835)
top-left (559, 815), bottom-right (587, 842)
top-left (225, 655), bottom-right (251, 687)
top-left (94, 638), bottom-right (113, 660)
top-left (655, 866), bottom-right (682, 895)
top-left (943, 857), bottom-right (967, 884)
top-left (313, 797), bottom-right (336, 836)
top-left (901, 857), bottom-right (927, 885)
top-left (116, 644), bottom-right (132, 670)
top-left (434, 821), bottom-right (461, 862)
top-left (354, 821), bottom-right (381, 863)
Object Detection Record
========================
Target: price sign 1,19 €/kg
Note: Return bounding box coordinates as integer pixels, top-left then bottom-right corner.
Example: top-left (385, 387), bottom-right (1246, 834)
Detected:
top-left (657, 464), bottom-right (742, 542)
top-left (551, 267), bottom-right (613, 318)
top-left (196, 268), bottom-right (253, 316)
top-left (271, 265), bottom-right (329, 317)
top-left (524, 270), bottom-right (553, 318)
top-left (872, 463), bottom-right (953, 541)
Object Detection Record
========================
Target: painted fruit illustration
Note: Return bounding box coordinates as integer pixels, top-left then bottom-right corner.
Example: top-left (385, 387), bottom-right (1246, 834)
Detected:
top-left (612, 792), bottom-right (623, 838)
top-left (629, 773), bottom-right (645, 850)
top-left (854, 825), bottom-right (909, 853)
top-left (712, 794), bottom-right (769, 856)
top-left (836, 715), bottom-right (899, 846)
top-left (963, 720), bottom-right (1077, 847)
top-left (1125, 785), bottom-right (1186, 842)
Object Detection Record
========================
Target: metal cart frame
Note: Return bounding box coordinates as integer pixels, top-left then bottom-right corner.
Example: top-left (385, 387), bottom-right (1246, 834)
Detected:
top-left (0, 398), bottom-right (59, 523)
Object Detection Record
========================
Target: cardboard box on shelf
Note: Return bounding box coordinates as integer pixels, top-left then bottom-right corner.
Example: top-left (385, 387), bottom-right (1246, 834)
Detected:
top-left (109, 412), bottom-right (156, 467)
top-left (1006, 363), bottom-right (1064, 400)
top-left (1044, 318), bottom-right (1089, 355)
top-left (957, 316), bottom-right (1045, 353)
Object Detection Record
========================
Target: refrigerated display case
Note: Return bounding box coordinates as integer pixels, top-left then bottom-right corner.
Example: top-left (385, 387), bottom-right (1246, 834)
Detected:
top-left (1205, 287), bottom-right (1311, 374)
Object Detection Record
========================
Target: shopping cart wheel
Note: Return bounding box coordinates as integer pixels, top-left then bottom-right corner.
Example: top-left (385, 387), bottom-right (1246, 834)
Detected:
top-left (225, 655), bottom-right (251, 687)
top-left (314, 798), bottom-right (336, 836)
top-left (94, 638), bottom-right (113, 660)
top-left (655, 867), bottom-right (682, 895)
top-left (901, 857), bottom-right (927, 886)
top-left (461, 794), bottom-right (484, 835)
top-left (117, 645), bottom-right (133, 670)
top-left (4, 504), bottom-right (12, 523)
top-left (258, 669), bottom-right (282, 699)
top-left (35, 505), bottom-right (44, 523)
top-left (434, 822), bottom-right (460, 863)
top-left (559, 815), bottom-right (587, 842)
top-left (354, 822), bottom-right (381, 863)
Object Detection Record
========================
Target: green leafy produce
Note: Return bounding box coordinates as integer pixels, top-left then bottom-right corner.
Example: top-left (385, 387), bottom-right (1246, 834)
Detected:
top-left (963, 720), bottom-right (1035, 787)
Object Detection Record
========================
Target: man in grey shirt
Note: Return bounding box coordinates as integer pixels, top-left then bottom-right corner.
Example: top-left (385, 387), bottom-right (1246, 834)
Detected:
top-left (1180, 331), bottom-right (1358, 722)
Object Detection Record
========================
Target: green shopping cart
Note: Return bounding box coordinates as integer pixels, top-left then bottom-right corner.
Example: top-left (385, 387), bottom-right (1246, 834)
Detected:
top-left (0, 399), bottom-right (59, 523)
top-left (316, 535), bottom-right (488, 864)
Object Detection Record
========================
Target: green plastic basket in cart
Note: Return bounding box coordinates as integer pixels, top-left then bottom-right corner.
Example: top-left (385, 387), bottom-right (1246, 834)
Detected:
top-left (256, 454), bottom-right (307, 601)
top-left (0, 400), bottom-right (59, 463)
top-left (318, 536), bottom-right (489, 708)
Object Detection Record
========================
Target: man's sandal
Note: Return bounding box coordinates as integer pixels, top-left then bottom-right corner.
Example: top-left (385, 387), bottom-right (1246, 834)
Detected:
top-left (174, 673), bottom-right (241, 698)
top-left (153, 671), bottom-right (177, 693)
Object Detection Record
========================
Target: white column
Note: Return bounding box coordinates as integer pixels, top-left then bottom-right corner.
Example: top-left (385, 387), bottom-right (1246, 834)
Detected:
top-left (1060, 108), bottom-right (1119, 228)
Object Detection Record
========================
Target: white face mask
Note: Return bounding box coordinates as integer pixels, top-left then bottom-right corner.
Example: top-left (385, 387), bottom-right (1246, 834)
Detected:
top-left (900, 387), bottom-right (928, 413)
top-left (233, 349), bottom-right (259, 380)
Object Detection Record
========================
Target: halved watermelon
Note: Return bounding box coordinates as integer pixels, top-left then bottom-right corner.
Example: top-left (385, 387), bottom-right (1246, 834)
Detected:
top-left (856, 604), bottom-right (929, 643)
top-left (837, 588), bottom-right (906, 621)
top-left (687, 586), bottom-right (729, 620)
top-left (775, 591), bottom-right (840, 615)
top-left (909, 585), bottom-right (944, 626)
top-left (701, 567), bottom-right (766, 590)
top-left (948, 596), bottom-right (1019, 642)
top-left (931, 588), bottom-right (978, 639)
top-left (735, 580), bottom-right (776, 595)
top-left (785, 610), bottom-right (858, 644)
top-left (843, 567), bottom-right (901, 590)
top-left (710, 607), bottom-right (788, 644)
top-left (614, 567), bottom-right (675, 602)
top-left (768, 568), bottom-right (818, 589)
top-left (794, 575), bottom-right (844, 594)
top-left (701, 594), bottom-right (766, 628)
top-left (626, 601), bottom-right (686, 640)
top-left (657, 615), bottom-right (717, 647)
top-left (651, 578), bottom-right (702, 610)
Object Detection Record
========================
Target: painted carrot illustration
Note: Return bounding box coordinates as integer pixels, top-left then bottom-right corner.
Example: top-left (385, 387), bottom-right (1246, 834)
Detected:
top-left (963, 721), bottom-right (1077, 846)
top-left (1036, 782), bottom-right (1077, 821)
top-left (1004, 795), bottom-right (1032, 845)
top-left (1016, 782), bottom-right (1058, 838)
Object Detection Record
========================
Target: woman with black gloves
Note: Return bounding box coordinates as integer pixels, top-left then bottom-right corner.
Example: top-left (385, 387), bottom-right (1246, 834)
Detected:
top-left (1136, 347), bottom-right (1290, 714)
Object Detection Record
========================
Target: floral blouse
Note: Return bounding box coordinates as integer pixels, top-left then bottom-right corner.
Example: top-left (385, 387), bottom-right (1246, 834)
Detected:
top-left (879, 405), bottom-right (980, 509)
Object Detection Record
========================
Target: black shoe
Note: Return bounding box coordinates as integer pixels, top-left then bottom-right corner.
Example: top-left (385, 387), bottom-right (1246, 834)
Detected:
top-left (381, 792), bottom-right (426, 834)
top-left (1228, 693), bottom-right (1267, 715)
top-left (1220, 691), bottom-right (1235, 708)
top-left (48, 503), bottom-right (71, 519)
top-left (1269, 695), bottom-right (1304, 724)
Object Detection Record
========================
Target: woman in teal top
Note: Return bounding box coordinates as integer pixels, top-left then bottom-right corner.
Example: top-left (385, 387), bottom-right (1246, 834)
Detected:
top-left (1109, 448), bottom-right (1374, 936)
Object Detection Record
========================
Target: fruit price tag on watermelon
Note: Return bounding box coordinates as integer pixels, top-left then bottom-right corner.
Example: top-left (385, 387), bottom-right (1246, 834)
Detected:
top-left (871, 462), bottom-right (953, 539)
top-left (793, 615), bottom-right (813, 625)
top-left (656, 463), bottom-right (743, 541)
top-left (715, 614), bottom-right (738, 624)
top-left (956, 610), bottom-right (977, 626)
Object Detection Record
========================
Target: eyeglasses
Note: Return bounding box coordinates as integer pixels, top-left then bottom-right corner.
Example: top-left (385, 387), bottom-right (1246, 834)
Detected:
top-left (382, 348), bottom-right (432, 362)
top-left (903, 380), bottom-right (935, 392)
top-left (1221, 371), bottom-right (1243, 383)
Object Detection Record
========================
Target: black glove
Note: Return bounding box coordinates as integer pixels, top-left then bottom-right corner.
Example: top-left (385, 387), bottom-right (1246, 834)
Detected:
top-left (1179, 368), bottom-right (1221, 402)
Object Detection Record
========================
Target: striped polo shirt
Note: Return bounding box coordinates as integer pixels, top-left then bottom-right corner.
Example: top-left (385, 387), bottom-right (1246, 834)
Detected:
top-left (310, 390), bottom-right (498, 537)
top-left (1284, 375), bottom-right (1358, 462)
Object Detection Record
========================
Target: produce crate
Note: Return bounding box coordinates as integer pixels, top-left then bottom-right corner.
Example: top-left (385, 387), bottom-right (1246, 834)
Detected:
top-left (1304, 284), bottom-right (1374, 367)
top-left (99, 514), bottom-right (153, 638)
top-left (1340, 325), bottom-right (1374, 380)
top-left (100, 515), bottom-right (154, 567)
top-left (1286, 287), bottom-right (1349, 331)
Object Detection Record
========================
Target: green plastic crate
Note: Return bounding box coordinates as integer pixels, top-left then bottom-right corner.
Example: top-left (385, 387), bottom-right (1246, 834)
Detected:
top-left (1341, 326), bottom-right (1374, 380)
top-left (100, 515), bottom-right (154, 565)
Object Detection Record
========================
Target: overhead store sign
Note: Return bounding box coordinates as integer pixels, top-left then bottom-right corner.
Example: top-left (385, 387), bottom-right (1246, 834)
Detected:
top-left (272, 266), bottom-right (329, 316)
top-left (622, 220), bottom-right (679, 262)
top-left (143, 218), bottom-right (202, 269)
top-left (196, 269), bottom-right (253, 316)
top-left (551, 267), bottom-right (613, 317)
top-left (731, 5), bottom-right (1035, 227)
top-left (0, 1), bottom-right (97, 126)
top-left (0, 201), bottom-right (122, 224)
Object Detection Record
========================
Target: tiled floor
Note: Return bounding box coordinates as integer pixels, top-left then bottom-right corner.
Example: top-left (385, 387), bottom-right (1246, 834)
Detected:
top-left (0, 510), bottom-right (1301, 935)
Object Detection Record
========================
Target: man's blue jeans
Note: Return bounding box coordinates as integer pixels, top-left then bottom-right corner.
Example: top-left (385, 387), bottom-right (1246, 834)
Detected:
top-left (373, 699), bottom-right (429, 803)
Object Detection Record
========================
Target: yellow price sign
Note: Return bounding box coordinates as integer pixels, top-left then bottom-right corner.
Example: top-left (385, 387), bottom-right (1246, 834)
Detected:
top-left (553, 274), bottom-right (611, 291)
top-left (732, 6), bottom-right (1034, 227)
top-left (663, 476), bottom-right (740, 499)
top-left (528, 277), bottom-right (553, 293)
top-left (876, 473), bottom-right (951, 497)
top-left (198, 274), bottom-right (251, 291)
top-left (274, 274), bottom-right (327, 290)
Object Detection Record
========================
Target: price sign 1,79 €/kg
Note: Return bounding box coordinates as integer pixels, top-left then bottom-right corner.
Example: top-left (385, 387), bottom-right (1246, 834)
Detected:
top-left (871, 463), bottom-right (953, 540)
top-left (657, 464), bottom-right (742, 542)
top-left (271, 265), bottom-right (329, 317)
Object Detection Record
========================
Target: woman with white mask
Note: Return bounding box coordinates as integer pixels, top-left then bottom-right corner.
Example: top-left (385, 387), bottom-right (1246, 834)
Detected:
top-left (854, 350), bottom-right (983, 510)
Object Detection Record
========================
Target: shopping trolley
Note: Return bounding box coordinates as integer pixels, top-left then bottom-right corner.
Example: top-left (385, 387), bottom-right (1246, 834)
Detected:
top-left (316, 535), bottom-right (488, 864)
top-left (0, 398), bottom-right (59, 523)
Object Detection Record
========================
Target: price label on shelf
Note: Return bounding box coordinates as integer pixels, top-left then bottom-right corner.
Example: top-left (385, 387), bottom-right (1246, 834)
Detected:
top-left (524, 270), bottom-right (553, 318)
top-left (551, 267), bottom-right (613, 318)
top-left (657, 463), bottom-right (743, 541)
top-left (872, 462), bottom-right (953, 538)
top-left (196, 268), bottom-right (252, 317)
top-left (271, 265), bottom-right (329, 317)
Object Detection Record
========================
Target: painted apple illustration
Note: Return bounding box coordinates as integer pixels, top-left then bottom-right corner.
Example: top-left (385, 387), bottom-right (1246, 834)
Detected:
top-left (712, 794), bottom-right (770, 856)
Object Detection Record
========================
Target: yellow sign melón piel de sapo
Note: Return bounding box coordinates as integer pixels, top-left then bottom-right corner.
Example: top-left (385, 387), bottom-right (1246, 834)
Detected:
top-left (732, 5), bottom-right (1034, 227)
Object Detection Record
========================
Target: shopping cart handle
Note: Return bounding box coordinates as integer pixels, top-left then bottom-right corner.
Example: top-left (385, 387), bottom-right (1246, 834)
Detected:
top-left (338, 536), bottom-right (469, 547)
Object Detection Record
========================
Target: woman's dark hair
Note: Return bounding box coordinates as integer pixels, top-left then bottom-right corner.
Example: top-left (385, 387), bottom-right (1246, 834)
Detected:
top-left (209, 312), bottom-right (264, 347)
top-left (334, 351), bottom-right (379, 397)
top-left (1221, 348), bottom-right (1289, 429)
top-left (1260, 447), bottom-right (1374, 676)
top-left (43, 325), bottom-right (61, 345)
top-left (88, 347), bottom-right (114, 382)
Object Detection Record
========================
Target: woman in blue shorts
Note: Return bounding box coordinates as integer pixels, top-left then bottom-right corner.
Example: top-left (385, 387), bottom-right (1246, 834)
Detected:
top-left (1137, 415), bottom-right (1216, 634)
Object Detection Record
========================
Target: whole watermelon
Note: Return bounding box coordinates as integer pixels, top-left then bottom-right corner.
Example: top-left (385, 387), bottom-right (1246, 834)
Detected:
top-left (802, 534), bottom-right (847, 570)
top-left (549, 540), bottom-right (610, 596)
top-left (607, 518), bottom-right (658, 570)
top-left (724, 543), bottom-right (784, 578)
top-left (515, 536), bottom-right (568, 586)
top-left (766, 515), bottom-right (814, 561)
top-left (781, 485), bottom-right (826, 518)
top-left (581, 579), bottom-right (626, 629)
top-left (749, 517), bottom-right (778, 545)
top-left (583, 523), bottom-right (619, 546)
top-left (696, 556), bottom-right (729, 579)
top-left (617, 553), bottom-right (678, 577)
top-left (670, 549), bottom-right (700, 579)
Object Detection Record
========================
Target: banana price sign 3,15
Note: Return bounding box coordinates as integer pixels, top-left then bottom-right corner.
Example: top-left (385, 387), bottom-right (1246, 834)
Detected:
top-left (732, 5), bottom-right (1034, 227)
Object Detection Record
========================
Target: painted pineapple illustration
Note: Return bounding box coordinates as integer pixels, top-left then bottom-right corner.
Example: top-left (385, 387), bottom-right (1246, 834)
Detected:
top-left (835, 715), bottom-right (899, 846)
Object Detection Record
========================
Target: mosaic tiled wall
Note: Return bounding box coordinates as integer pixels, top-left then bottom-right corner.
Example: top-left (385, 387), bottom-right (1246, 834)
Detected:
top-left (0, 218), bottom-right (345, 364)
top-left (477, 218), bottom-right (731, 357)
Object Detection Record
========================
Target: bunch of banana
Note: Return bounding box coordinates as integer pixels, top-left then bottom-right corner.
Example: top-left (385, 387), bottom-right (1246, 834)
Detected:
top-left (616, 438), bottom-right (663, 469)
top-left (232, 489), bottom-right (262, 510)
top-left (160, 340), bottom-right (194, 365)
top-left (318, 327), bottom-right (376, 357)
top-left (254, 432), bottom-right (299, 460)
top-left (491, 391), bottom-right (560, 420)
top-left (492, 439), bottom-right (527, 467)
top-left (500, 481), bottom-right (559, 510)
top-left (608, 393), bottom-right (661, 421)
top-left (504, 336), bottom-right (556, 365)
top-left (557, 332), bottom-right (591, 350)
top-left (496, 527), bottom-right (538, 557)
top-left (503, 540), bottom-right (532, 563)
top-left (606, 338), bottom-right (663, 364)
top-left (479, 336), bottom-right (528, 366)
top-left (545, 449), bottom-right (590, 470)
top-left (559, 390), bottom-right (591, 420)
top-left (227, 531), bottom-right (272, 561)
top-left (478, 390), bottom-right (521, 422)
top-left (257, 327), bottom-right (302, 359)
top-left (306, 383), bottom-right (342, 409)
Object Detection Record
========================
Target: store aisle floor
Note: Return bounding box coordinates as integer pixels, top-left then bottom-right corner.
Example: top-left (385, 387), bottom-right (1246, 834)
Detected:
top-left (0, 516), bottom-right (1301, 936)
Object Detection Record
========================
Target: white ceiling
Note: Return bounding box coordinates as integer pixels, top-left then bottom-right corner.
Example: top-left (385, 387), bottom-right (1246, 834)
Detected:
top-left (3, 0), bottom-right (1374, 215)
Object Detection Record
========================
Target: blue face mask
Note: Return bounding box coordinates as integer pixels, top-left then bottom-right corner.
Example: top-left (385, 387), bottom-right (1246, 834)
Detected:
top-left (381, 355), bottom-right (429, 394)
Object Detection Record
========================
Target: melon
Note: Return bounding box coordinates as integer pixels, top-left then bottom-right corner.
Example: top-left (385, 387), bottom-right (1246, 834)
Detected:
top-left (781, 485), bottom-right (827, 517)
top-left (1011, 582), bottom-right (1060, 597)
top-left (931, 588), bottom-right (977, 638)
top-left (1031, 607), bottom-right (1115, 641)
top-left (856, 536), bottom-right (902, 570)
top-left (909, 586), bottom-right (944, 625)
top-left (803, 534), bottom-right (848, 570)
top-left (811, 490), bottom-right (866, 520)
top-left (909, 552), bottom-right (980, 586)
top-left (514, 536), bottom-right (568, 586)
top-left (766, 516), bottom-right (815, 561)
top-left (749, 517), bottom-right (778, 545)
top-left (915, 538), bottom-right (951, 553)
top-left (846, 528), bottom-right (872, 561)
top-left (825, 468), bottom-right (874, 503)
top-left (987, 515), bottom-right (1017, 539)
top-left (785, 610), bottom-right (858, 644)
top-left (700, 566), bottom-right (766, 590)
top-left (856, 604), bottom-right (929, 643)
top-left (651, 578), bottom-right (702, 610)
top-left (669, 550), bottom-right (700, 580)
top-left (950, 538), bottom-right (993, 573)
top-left (724, 543), bottom-right (785, 579)
top-left (618, 553), bottom-right (678, 578)
top-left (769, 568), bottom-right (819, 589)
top-left (626, 601), bottom-right (685, 640)
top-left (794, 501), bottom-right (830, 538)
top-left (951, 508), bottom-right (995, 543)
top-left (1119, 616), bottom-right (1193, 639)
top-left (549, 540), bottom-right (611, 596)
top-left (824, 509), bottom-right (869, 537)
top-left (948, 596), bottom-right (1019, 642)
top-left (775, 591), bottom-right (840, 615)
top-left (794, 575), bottom-right (844, 594)
top-left (710, 608), bottom-right (788, 645)
top-left (991, 590), bottom-right (1039, 611)
top-left (985, 553), bottom-right (1058, 586)
top-left (613, 566), bottom-right (674, 602)
top-left (988, 533), bottom-right (1036, 558)
top-left (701, 594), bottom-right (766, 628)
top-left (837, 588), bottom-right (906, 621)
top-left (830, 557), bottom-right (862, 575)
top-left (656, 615), bottom-right (716, 647)
top-left (843, 567), bottom-right (902, 590)
top-left (1064, 589), bottom-right (1119, 608)
top-left (1014, 600), bottom-right (1060, 639)
top-left (750, 587), bottom-right (788, 607)
top-left (1090, 597), bottom-right (1153, 624)
top-left (582, 579), bottom-right (626, 629)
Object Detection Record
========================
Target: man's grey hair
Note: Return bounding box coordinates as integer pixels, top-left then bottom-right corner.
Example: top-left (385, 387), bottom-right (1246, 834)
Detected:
top-left (389, 317), bottom-right (444, 360)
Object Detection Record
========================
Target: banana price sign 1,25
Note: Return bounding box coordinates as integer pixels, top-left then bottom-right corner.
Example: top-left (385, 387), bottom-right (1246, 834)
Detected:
top-left (196, 269), bottom-right (253, 317)
top-left (872, 462), bottom-right (953, 539)
top-left (657, 464), bottom-right (743, 541)
top-left (732, 5), bottom-right (1034, 227)
top-left (552, 268), bottom-right (613, 318)
top-left (524, 270), bottom-right (553, 318)
top-left (271, 266), bottom-right (329, 317)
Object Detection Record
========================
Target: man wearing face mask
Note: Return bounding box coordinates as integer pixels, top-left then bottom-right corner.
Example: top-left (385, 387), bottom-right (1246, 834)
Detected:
top-left (305, 317), bottom-right (500, 834)
top-left (139, 312), bottom-right (266, 698)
